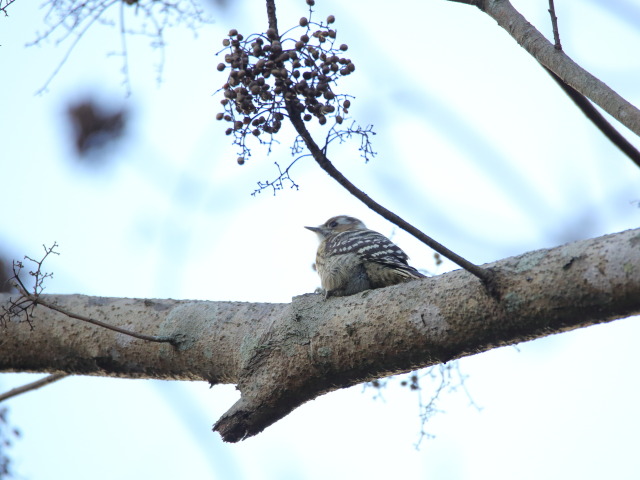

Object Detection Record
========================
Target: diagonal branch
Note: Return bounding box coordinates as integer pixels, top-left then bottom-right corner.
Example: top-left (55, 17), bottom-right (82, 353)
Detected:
top-left (288, 107), bottom-right (495, 287)
top-left (0, 374), bottom-right (69, 403)
top-left (22, 291), bottom-right (178, 345)
top-left (544, 67), bottom-right (640, 168)
top-left (538, 3), bottom-right (640, 168)
top-left (460, 0), bottom-right (640, 137)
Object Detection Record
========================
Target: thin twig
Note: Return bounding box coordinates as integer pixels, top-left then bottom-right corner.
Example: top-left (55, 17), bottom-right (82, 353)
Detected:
top-left (8, 245), bottom-right (177, 345)
top-left (118, 0), bottom-right (132, 96)
top-left (544, 67), bottom-right (640, 168)
top-left (290, 111), bottom-right (493, 285)
top-left (0, 0), bottom-right (17, 16)
top-left (0, 374), bottom-right (69, 403)
top-left (548, 0), bottom-right (562, 50)
top-left (22, 290), bottom-right (176, 344)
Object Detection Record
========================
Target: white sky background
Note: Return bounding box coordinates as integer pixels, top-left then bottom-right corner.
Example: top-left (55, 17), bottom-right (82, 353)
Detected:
top-left (1, 0), bottom-right (640, 478)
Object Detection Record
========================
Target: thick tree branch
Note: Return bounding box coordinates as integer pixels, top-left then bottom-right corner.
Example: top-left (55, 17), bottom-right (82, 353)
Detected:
top-left (1, 228), bottom-right (639, 441)
top-left (465, 0), bottom-right (640, 137)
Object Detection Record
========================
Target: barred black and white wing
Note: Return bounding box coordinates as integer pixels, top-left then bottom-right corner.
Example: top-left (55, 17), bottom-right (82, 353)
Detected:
top-left (325, 229), bottom-right (425, 280)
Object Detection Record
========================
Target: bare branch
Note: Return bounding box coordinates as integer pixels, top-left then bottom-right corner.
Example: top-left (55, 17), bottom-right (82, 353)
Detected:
top-left (544, 67), bottom-right (640, 169)
top-left (2, 228), bottom-right (639, 441)
top-left (1, 244), bottom-right (177, 345)
top-left (0, 0), bottom-right (17, 16)
top-left (22, 291), bottom-right (177, 344)
top-left (0, 374), bottom-right (69, 403)
top-left (463, 0), bottom-right (640, 137)
top-left (29, 0), bottom-right (212, 93)
top-left (286, 103), bottom-right (494, 286)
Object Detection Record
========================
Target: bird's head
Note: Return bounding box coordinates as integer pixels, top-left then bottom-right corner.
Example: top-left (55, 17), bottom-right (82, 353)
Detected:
top-left (305, 215), bottom-right (367, 239)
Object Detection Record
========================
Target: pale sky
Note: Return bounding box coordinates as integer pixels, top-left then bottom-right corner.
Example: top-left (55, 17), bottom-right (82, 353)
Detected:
top-left (1, 0), bottom-right (639, 479)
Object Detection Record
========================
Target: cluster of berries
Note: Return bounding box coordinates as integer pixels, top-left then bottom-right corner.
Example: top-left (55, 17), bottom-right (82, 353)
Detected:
top-left (216, 10), bottom-right (354, 164)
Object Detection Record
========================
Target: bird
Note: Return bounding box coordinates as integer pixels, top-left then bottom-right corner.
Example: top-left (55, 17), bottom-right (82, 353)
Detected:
top-left (305, 215), bottom-right (425, 298)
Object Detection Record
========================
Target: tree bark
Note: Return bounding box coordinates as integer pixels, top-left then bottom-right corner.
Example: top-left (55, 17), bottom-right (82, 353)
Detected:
top-left (1, 228), bottom-right (639, 441)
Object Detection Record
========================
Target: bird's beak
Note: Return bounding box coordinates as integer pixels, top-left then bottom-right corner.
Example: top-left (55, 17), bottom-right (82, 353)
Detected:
top-left (305, 225), bottom-right (321, 233)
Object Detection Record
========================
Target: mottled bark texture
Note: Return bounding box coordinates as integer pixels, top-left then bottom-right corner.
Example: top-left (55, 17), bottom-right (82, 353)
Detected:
top-left (1, 228), bottom-right (639, 441)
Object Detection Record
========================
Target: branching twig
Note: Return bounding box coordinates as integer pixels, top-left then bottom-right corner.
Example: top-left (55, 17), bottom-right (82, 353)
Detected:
top-left (1, 244), bottom-right (177, 345)
top-left (252, 160), bottom-right (302, 196)
top-left (0, 0), bottom-right (17, 16)
top-left (412, 363), bottom-right (482, 449)
top-left (363, 362), bottom-right (482, 449)
top-left (20, 290), bottom-right (176, 344)
top-left (29, 0), bottom-right (212, 93)
top-left (0, 374), bottom-right (69, 403)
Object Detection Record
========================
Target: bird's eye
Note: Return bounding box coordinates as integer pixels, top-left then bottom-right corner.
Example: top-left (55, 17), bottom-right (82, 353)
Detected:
top-left (329, 221), bottom-right (338, 228)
